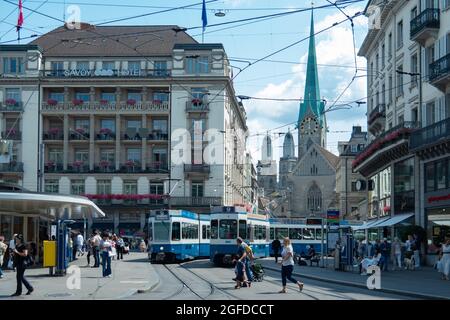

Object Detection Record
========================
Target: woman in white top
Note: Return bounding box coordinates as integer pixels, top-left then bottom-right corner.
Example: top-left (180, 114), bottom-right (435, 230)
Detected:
top-left (99, 232), bottom-right (112, 278)
top-left (279, 237), bottom-right (304, 293)
top-left (360, 252), bottom-right (382, 275)
top-left (439, 237), bottom-right (450, 280)
top-left (392, 237), bottom-right (403, 270)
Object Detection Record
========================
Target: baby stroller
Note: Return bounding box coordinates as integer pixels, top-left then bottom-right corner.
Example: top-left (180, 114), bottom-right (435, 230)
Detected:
top-left (251, 263), bottom-right (265, 282)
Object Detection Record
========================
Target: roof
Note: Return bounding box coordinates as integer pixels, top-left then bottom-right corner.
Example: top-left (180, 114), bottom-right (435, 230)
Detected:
top-left (173, 43), bottom-right (224, 50)
top-left (31, 24), bottom-right (198, 57)
top-left (317, 145), bottom-right (339, 169)
top-left (0, 44), bottom-right (42, 52)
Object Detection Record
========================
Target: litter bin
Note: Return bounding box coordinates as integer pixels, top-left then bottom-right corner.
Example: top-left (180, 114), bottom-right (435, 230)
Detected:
top-left (43, 240), bottom-right (56, 275)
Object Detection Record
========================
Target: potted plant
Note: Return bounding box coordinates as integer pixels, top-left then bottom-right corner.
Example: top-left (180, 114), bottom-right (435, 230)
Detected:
top-left (47, 99), bottom-right (58, 106)
top-left (153, 99), bottom-right (162, 105)
top-left (127, 99), bottom-right (136, 106)
top-left (99, 99), bottom-right (109, 106)
top-left (125, 160), bottom-right (135, 167)
top-left (99, 128), bottom-right (112, 139)
top-left (191, 98), bottom-right (202, 106)
top-left (6, 128), bottom-right (16, 137)
top-left (72, 99), bottom-right (84, 106)
top-left (99, 160), bottom-right (110, 168)
top-left (46, 160), bottom-right (55, 169)
top-left (75, 128), bottom-right (85, 135)
top-left (5, 98), bottom-right (17, 107)
top-left (73, 160), bottom-right (84, 168)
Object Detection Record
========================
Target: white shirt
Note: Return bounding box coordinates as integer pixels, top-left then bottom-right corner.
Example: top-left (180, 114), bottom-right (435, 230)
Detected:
top-left (9, 239), bottom-right (15, 250)
top-left (281, 244), bottom-right (295, 266)
top-left (100, 239), bottom-right (112, 252)
top-left (76, 234), bottom-right (84, 246)
top-left (92, 235), bottom-right (101, 247)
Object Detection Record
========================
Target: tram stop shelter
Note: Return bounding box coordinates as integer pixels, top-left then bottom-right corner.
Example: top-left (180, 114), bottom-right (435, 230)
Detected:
top-left (0, 191), bottom-right (105, 264)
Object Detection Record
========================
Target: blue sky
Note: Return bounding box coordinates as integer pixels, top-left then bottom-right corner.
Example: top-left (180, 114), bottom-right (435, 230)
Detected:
top-left (0, 0), bottom-right (370, 160)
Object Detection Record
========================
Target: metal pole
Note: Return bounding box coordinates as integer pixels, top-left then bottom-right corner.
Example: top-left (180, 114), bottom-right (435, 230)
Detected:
top-left (321, 216), bottom-right (325, 268)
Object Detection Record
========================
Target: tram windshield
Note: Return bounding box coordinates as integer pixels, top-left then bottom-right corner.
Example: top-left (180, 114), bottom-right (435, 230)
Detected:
top-left (172, 222), bottom-right (180, 241)
top-left (303, 228), bottom-right (315, 240)
top-left (239, 220), bottom-right (247, 239)
top-left (219, 219), bottom-right (237, 239)
top-left (289, 228), bottom-right (302, 240)
top-left (275, 227), bottom-right (288, 239)
top-left (211, 220), bottom-right (218, 239)
top-left (153, 222), bottom-right (170, 241)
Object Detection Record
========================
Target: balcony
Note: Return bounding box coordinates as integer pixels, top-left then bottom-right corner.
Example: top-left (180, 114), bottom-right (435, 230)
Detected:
top-left (94, 163), bottom-right (116, 173)
top-left (184, 164), bottom-right (210, 177)
top-left (41, 100), bottom-right (169, 113)
top-left (186, 101), bottom-right (209, 113)
top-left (44, 163), bottom-right (64, 173)
top-left (1, 131), bottom-right (21, 140)
top-left (145, 162), bottom-right (169, 174)
top-left (69, 131), bottom-right (90, 141)
top-left (42, 68), bottom-right (171, 78)
top-left (122, 131), bottom-right (143, 141)
top-left (429, 53), bottom-right (450, 92)
top-left (119, 162), bottom-right (142, 173)
top-left (96, 131), bottom-right (116, 141)
top-left (410, 117), bottom-right (450, 158)
top-left (410, 8), bottom-right (440, 46)
top-left (166, 196), bottom-right (223, 207)
top-left (368, 104), bottom-right (386, 135)
top-left (148, 131), bottom-right (169, 141)
top-left (0, 162), bottom-right (24, 173)
top-left (0, 101), bottom-right (23, 112)
top-left (352, 121), bottom-right (420, 177)
top-left (43, 130), bottom-right (64, 141)
top-left (67, 163), bottom-right (90, 173)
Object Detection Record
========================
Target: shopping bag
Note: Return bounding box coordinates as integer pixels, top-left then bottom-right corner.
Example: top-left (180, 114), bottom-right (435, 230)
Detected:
top-left (7, 258), bottom-right (13, 269)
top-left (109, 247), bottom-right (116, 257)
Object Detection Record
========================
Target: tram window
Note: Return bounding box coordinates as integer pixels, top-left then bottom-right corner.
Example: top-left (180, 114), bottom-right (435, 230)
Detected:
top-left (302, 228), bottom-right (315, 240)
top-left (202, 225), bottom-right (207, 239)
top-left (316, 228), bottom-right (323, 240)
top-left (289, 228), bottom-right (302, 240)
top-left (253, 225), bottom-right (266, 240)
top-left (182, 222), bottom-right (198, 239)
top-left (239, 220), bottom-right (247, 239)
top-left (206, 225), bottom-right (211, 239)
top-left (270, 228), bottom-right (274, 240)
top-left (171, 222), bottom-right (180, 241)
top-left (154, 222), bottom-right (170, 241)
top-left (211, 220), bottom-right (218, 239)
top-left (219, 219), bottom-right (237, 239)
top-left (148, 224), bottom-right (153, 241)
top-left (275, 228), bottom-right (288, 239)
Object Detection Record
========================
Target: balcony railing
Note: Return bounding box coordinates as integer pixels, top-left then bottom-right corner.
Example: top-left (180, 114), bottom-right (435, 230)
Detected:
top-left (166, 196), bottom-right (223, 207)
top-left (44, 163), bottom-right (64, 173)
top-left (1, 131), bottom-right (21, 140)
top-left (42, 101), bottom-right (169, 112)
top-left (368, 104), bottom-right (386, 125)
top-left (96, 132), bottom-right (116, 141)
top-left (67, 163), bottom-right (90, 173)
top-left (410, 8), bottom-right (440, 38)
top-left (43, 69), bottom-right (171, 78)
top-left (184, 164), bottom-right (210, 173)
top-left (43, 131), bottom-right (64, 140)
top-left (119, 163), bottom-right (143, 173)
top-left (148, 132), bottom-right (169, 141)
top-left (0, 162), bottom-right (24, 173)
top-left (145, 162), bottom-right (169, 173)
top-left (0, 101), bottom-right (23, 112)
top-left (69, 132), bottom-right (90, 140)
top-left (94, 164), bottom-right (116, 173)
top-left (429, 53), bottom-right (450, 83)
top-left (410, 117), bottom-right (450, 151)
top-left (122, 132), bottom-right (143, 141)
top-left (186, 101), bottom-right (209, 112)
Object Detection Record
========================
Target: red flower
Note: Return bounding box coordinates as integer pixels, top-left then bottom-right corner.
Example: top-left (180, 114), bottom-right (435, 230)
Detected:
top-left (127, 99), bottom-right (136, 105)
top-left (191, 98), bottom-right (202, 105)
top-left (72, 99), bottom-right (84, 106)
top-left (125, 160), bottom-right (135, 167)
top-left (100, 99), bottom-right (109, 105)
top-left (5, 98), bottom-right (17, 105)
top-left (100, 160), bottom-right (110, 167)
top-left (47, 99), bottom-right (58, 106)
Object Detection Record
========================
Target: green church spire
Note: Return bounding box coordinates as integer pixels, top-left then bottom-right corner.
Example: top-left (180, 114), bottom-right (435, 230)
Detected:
top-left (298, 9), bottom-right (325, 125)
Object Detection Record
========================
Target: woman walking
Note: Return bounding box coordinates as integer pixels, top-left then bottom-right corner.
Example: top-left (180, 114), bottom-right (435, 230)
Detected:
top-left (439, 237), bottom-right (450, 280)
top-left (392, 237), bottom-right (403, 270)
top-left (0, 236), bottom-right (7, 278)
top-left (11, 234), bottom-right (34, 296)
top-left (99, 232), bottom-right (112, 278)
top-left (279, 237), bottom-right (303, 293)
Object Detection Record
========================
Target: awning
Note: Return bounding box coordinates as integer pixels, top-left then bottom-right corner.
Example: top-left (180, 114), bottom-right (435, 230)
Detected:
top-left (374, 213), bottom-right (414, 228)
top-left (0, 192), bottom-right (105, 219)
top-left (352, 216), bottom-right (391, 230)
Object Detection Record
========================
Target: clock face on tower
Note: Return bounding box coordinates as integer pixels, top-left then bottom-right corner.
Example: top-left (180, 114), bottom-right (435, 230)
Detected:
top-left (300, 116), bottom-right (319, 135)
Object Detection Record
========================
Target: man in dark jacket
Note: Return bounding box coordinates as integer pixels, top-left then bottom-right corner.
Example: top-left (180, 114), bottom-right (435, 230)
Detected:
top-left (272, 239), bottom-right (281, 263)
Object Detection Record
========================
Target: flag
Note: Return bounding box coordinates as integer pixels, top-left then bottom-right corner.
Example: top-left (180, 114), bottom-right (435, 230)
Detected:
top-left (201, 0), bottom-right (207, 32)
top-left (16, 0), bottom-right (24, 32)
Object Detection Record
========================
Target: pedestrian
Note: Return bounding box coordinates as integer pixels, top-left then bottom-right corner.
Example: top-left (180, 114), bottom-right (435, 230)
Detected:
top-left (233, 237), bottom-right (250, 289)
top-left (68, 234), bottom-right (74, 262)
top-left (278, 237), bottom-right (303, 293)
top-left (357, 239), bottom-right (367, 259)
top-left (116, 236), bottom-right (124, 260)
top-left (0, 236), bottom-right (7, 278)
top-left (413, 234), bottom-right (421, 269)
top-left (360, 250), bottom-right (382, 275)
top-left (334, 239), bottom-right (341, 270)
top-left (76, 232), bottom-right (84, 257)
top-left (86, 234), bottom-right (93, 267)
top-left (392, 237), bottom-right (403, 270)
top-left (240, 240), bottom-right (254, 282)
top-left (438, 237), bottom-right (450, 280)
top-left (92, 230), bottom-right (102, 268)
top-left (379, 238), bottom-right (391, 271)
top-left (99, 232), bottom-right (112, 278)
top-left (272, 238), bottom-right (281, 263)
top-left (139, 239), bottom-right (147, 253)
top-left (404, 235), bottom-right (415, 270)
top-left (10, 234), bottom-right (34, 296)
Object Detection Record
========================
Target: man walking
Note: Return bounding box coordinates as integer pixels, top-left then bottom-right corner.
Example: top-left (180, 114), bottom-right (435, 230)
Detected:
top-left (92, 230), bottom-right (102, 268)
top-left (272, 238), bottom-right (281, 263)
top-left (379, 238), bottom-right (391, 271)
top-left (76, 232), bottom-right (84, 257)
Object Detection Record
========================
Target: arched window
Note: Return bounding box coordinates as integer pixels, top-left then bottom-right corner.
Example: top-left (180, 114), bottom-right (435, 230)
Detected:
top-left (307, 183), bottom-right (322, 211)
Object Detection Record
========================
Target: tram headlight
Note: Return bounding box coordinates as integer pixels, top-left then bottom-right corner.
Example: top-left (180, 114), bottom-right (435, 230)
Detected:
top-left (160, 246), bottom-right (164, 251)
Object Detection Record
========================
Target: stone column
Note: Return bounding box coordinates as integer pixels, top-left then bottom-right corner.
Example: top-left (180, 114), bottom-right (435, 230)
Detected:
top-left (63, 114), bottom-right (69, 170)
top-left (115, 115), bottom-right (121, 170)
top-left (415, 154), bottom-right (422, 226)
top-left (89, 114), bottom-right (95, 170)
top-left (142, 114), bottom-right (147, 171)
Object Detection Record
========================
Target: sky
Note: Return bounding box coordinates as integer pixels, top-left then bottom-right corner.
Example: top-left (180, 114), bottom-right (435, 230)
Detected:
top-left (0, 0), bottom-right (370, 161)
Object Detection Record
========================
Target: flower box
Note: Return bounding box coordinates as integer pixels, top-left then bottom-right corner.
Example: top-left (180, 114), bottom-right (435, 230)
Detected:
top-left (99, 128), bottom-right (112, 135)
top-left (5, 98), bottom-right (17, 106)
top-left (47, 99), bottom-right (58, 106)
top-left (191, 98), bottom-right (202, 106)
top-left (99, 99), bottom-right (109, 105)
top-left (125, 160), bottom-right (135, 167)
top-left (73, 160), bottom-right (84, 167)
top-left (46, 161), bottom-right (55, 167)
top-left (126, 99), bottom-right (136, 105)
top-left (72, 99), bottom-right (84, 106)
top-left (99, 160), bottom-right (110, 167)
top-left (48, 128), bottom-right (60, 135)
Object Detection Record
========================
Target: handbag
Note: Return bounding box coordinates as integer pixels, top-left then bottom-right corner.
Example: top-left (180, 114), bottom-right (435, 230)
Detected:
top-left (7, 257), bottom-right (14, 269)
top-left (24, 255), bottom-right (34, 267)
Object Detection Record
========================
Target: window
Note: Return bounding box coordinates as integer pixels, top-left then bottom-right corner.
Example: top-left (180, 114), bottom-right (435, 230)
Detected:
top-left (74, 118), bottom-right (89, 132)
top-left (48, 148), bottom-right (63, 164)
top-left (51, 61), bottom-right (63, 75)
top-left (182, 222), bottom-right (199, 239)
top-left (100, 119), bottom-right (115, 132)
top-left (153, 61), bottom-right (167, 75)
top-left (100, 92), bottom-right (115, 102)
top-left (45, 179), bottom-right (59, 193)
top-left (126, 120), bottom-right (141, 131)
top-left (411, 7), bottom-right (417, 20)
top-left (381, 44), bottom-right (385, 68)
top-left (219, 219), bottom-right (237, 239)
top-left (152, 148), bottom-right (167, 166)
top-left (388, 33), bottom-right (392, 58)
top-left (289, 228), bottom-right (302, 240)
top-left (211, 219), bottom-right (218, 239)
top-left (123, 180), bottom-right (137, 195)
top-left (76, 61), bottom-right (89, 70)
top-left (74, 149), bottom-right (89, 162)
top-left (370, 62), bottom-right (374, 84)
top-left (75, 91), bottom-right (90, 102)
top-left (388, 75), bottom-right (393, 103)
top-left (127, 90), bottom-right (142, 102)
top-left (239, 220), bottom-right (247, 239)
top-left (153, 92), bottom-right (169, 102)
top-left (128, 61), bottom-right (141, 71)
top-left (3, 57), bottom-right (24, 74)
top-left (426, 162), bottom-right (435, 192)
top-left (102, 61), bottom-right (115, 70)
top-left (202, 224), bottom-right (211, 239)
top-left (152, 119), bottom-right (168, 133)
top-left (397, 20), bottom-right (403, 49)
top-left (426, 44), bottom-right (435, 78)
top-left (171, 222), bottom-right (180, 241)
top-left (303, 228), bottom-right (315, 240)
top-left (97, 179), bottom-right (111, 195)
top-left (411, 53), bottom-right (418, 87)
top-left (191, 181), bottom-right (204, 197)
top-left (275, 227), bottom-right (288, 239)
top-left (351, 181), bottom-right (358, 192)
top-left (307, 184), bottom-right (322, 211)
top-left (381, 84), bottom-right (385, 104)
top-left (100, 149), bottom-right (115, 163)
top-left (5, 88), bottom-right (21, 102)
top-left (436, 161), bottom-right (447, 190)
top-left (71, 180), bottom-right (85, 195)
top-left (396, 65), bottom-right (404, 97)
top-left (49, 92), bottom-right (64, 102)
top-left (446, 94), bottom-right (450, 119)
top-left (411, 108), bottom-right (419, 123)
top-left (426, 101), bottom-right (435, 126)
top-left (398, 115), bottom-right (404, 125)
top-left (150, 182), bottom-right (164, 204)
top-left (375, 53), bottom-right (379, 76)
top-left (127, 148), bottom-right (141, 163)
top-left (394, 157), bottom-right (415, 213)
top-left (253, 225), bottom-right (266, 240)
top-left (186, 56), bottom-right (209, 73)
top-left (154, 222), bottom-right (170, 241)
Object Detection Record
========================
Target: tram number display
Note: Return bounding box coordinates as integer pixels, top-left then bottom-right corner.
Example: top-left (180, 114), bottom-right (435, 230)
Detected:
top-left (306, 218), bottom-right (322, 225)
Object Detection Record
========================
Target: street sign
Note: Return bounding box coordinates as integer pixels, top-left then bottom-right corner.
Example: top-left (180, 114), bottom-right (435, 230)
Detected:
top-left (327, 209), bottom-right (339, 226)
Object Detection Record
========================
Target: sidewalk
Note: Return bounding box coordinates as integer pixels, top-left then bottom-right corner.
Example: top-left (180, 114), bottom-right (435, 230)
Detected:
top-left (0, 252), bottom-right (159, 300)
top-left (259, 258), bottom-right (450, 300)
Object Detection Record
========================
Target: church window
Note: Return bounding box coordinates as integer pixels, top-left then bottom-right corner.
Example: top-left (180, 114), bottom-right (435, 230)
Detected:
top-left (307, 184), bottom-right (322, 211)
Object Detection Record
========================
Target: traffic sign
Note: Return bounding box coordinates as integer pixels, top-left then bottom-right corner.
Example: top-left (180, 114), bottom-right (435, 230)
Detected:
top-left (327, 209), bottom-right (339, 226)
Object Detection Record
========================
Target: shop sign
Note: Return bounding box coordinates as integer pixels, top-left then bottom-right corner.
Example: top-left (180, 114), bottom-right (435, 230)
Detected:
top-left (63, 69), bottom-right (143, 77)
top-left (428, 194), bottom-right (450, 204)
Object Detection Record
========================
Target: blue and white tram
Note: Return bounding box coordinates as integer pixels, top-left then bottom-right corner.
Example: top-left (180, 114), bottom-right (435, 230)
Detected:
top-left (148, 209), bottom-right (210, 263)
top-left (269, 219), bottom-right (326, 255)
top-left (209, 206), bottom-right (270, 265)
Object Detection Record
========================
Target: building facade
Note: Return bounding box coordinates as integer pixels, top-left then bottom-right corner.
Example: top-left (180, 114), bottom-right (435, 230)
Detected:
top-left (357, 0), bottom-right (450, 263)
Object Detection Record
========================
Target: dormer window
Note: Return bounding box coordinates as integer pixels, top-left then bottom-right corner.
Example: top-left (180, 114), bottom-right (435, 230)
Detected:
top-left (76, 61), bottom-right (89, 71)
top-left (3, 57), bottom-right (24, 74)
top-left (186, 56), bottom-right (209, 74)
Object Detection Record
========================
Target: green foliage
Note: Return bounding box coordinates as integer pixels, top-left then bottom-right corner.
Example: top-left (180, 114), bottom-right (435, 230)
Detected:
top-left (397, 225), bottom-right (426, 242)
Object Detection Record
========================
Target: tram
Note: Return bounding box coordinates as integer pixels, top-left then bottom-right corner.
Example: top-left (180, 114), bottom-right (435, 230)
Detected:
top-left (269, 218), bottom-right (326, 255)
top-left (209, 206), bottom-right (270, 266)
top-left (148, 209), bottom-right (210, 263)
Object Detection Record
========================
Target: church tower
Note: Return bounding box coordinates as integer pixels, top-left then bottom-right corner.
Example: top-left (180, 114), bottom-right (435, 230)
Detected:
top-left (257, 134), bottom-right (277, 196)
top-left (297, 10), bottom-right (327, 159)
top-left (279, 130), bottom-right (297, 188)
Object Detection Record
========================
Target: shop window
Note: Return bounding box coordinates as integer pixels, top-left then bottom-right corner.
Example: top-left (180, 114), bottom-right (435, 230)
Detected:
top-left (425, 162), bottom-right (435, 192)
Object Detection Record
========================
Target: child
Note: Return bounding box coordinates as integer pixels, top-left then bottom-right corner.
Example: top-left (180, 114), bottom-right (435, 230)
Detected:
top-left (233, 259), bottom-right (250, 289)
